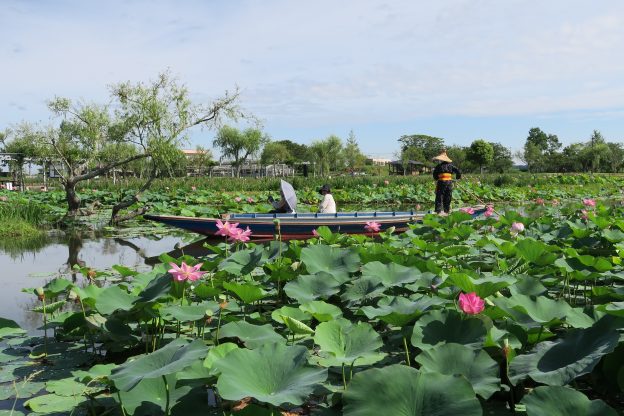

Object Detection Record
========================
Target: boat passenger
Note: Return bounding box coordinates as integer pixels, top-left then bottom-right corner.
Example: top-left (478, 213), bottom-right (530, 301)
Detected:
top-left (432, 150), bottom-right (461, 214)
top-left (318, 184), bottom-right (336, 214)
top-left (268, 189), bottom-right (295, 213)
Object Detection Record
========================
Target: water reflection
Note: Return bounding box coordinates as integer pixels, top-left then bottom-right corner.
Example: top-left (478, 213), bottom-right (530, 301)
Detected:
top-left (0, 230), bottom-right (187, 332)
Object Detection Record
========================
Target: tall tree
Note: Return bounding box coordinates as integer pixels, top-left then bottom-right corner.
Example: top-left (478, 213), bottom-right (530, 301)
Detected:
top-left (488, 142), bottom-right (514, 173)
top-left (343, 130), bottom-right (366, 172)
top-left (1, 123), bottom-right (41, 191)
top-left (309, 139), bottom-right (331, 176)
top-left (466, 139), bottom-right (494, 174)
top-left (213, 126), bottom-right (267, 177)
top-left (261, 141), bottom-right (291, 176)
top-left (523, 127), bottom-right (561, 172)
top-left (325, 135), bottom-right (344, 172)
top-left (38, 71), bottom-right (240, 218)
top-left (398, 134), bottom-right (445, 161)
top-left (274, 140), bottom-right (309, 163)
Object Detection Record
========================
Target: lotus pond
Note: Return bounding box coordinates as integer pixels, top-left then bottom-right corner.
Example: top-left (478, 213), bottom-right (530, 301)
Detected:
top-left (1, 199), bottom-right (624, 415)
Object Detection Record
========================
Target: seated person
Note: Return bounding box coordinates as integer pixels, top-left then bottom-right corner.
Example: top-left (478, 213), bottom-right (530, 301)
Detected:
top-left (318, 184), bottom-right (336, 214)
top-left (268, 189), bottom-right (296, 213)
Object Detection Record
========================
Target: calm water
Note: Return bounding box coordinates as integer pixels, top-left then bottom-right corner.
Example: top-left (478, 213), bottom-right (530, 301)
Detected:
top-left (0, 230), bottom-right (189, 332)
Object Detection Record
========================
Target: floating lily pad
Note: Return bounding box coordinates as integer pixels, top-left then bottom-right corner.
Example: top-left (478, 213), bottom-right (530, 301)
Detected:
top-left (411, 309), bottom-right (489, 350)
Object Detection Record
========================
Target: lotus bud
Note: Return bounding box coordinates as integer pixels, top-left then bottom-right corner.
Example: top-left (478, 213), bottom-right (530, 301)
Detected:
top-left (35, 287), bottom-right (45, 301)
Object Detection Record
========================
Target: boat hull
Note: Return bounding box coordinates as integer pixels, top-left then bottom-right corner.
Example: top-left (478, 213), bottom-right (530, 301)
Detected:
top-left (144, 207), bottom-right (487, 240)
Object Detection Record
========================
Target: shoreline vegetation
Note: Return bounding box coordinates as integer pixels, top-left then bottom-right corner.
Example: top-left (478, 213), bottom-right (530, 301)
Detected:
top-left (1, 173), bottom-right (623, 230)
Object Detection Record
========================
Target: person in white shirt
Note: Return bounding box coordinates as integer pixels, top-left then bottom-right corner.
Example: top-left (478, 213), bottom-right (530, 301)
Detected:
top-left (318, 184), bottom-right (336, 214)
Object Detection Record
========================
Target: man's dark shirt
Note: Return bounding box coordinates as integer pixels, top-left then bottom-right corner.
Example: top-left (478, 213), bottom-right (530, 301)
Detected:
top-left (432, 162), bottom-right (462, 181)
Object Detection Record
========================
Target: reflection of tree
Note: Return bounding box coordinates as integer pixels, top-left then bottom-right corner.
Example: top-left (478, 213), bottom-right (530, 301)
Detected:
top-left (66, 232), bottom-right (86, 282)
top-left (114, 238), bottom-right (146, 259)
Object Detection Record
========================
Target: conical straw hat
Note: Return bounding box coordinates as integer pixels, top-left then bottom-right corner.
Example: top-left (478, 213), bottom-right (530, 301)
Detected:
top-left (432, 150), bottom-right (452, 163)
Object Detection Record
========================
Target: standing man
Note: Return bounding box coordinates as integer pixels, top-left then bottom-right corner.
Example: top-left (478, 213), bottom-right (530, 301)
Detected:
top-left (432, 150), bottom-right (461, 215)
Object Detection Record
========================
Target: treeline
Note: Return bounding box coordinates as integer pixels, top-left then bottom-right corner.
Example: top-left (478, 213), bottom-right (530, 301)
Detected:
top-left (399, 128), bottom-right (624, 174)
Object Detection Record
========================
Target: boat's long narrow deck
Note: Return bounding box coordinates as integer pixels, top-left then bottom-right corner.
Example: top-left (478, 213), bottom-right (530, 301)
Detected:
top-left (228, 210), bottom-right (424, 220)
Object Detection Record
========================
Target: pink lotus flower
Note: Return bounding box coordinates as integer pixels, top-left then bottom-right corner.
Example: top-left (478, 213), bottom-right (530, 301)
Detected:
top-left (582, 198), bottom-right (596, 207)
top-left (581, 209), bottom-right (589, 220)
top-left (168, 262), bottom-right (206, 282)
top-left (484, 205), bottom-right (495, 218)
top-left (535, 198), bottom-right (545, 205)
top-left (460, 207), bottom-right (475, 215)
top-left (458, 292), bottom-right (485, 314)
top-left (228, 226), bottom-right (252, 242)
top-left (365, 221), bottom-right (381, 233)
top-left (215, 220), bottom-right (240, 237)
top-left (383, 180), bottom-right (389, 185)
top-left (312, 229), bottom-right (320, 237)
top-left (234, 196), bottom-right (242, 203)
top-left (247, 197), bottom-right (254, 203)
top-left (510, 222), bottom-right (525, 236)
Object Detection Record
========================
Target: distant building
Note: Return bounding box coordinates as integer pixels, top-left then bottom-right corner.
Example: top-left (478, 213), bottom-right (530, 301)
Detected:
top-left (367, 157), bottom-right (392, 166)
top-left (388, 160), bottom-right (429, 175)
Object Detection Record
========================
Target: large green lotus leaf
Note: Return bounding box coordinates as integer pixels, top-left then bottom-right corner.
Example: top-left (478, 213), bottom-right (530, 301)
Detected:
top-left (415, 343), bottom-right (500, 399)
top-left (515, 238), bottom-right (557, 264)
top-left (129, 264), bottom-right (168, 291)
top-left (299, 301), bottom-right (343, 322)
top-left (117, 373), bottom-right (194, 416)
top-left (223, 281), bottom-right (268, 304)
top-left (203, 343), bottom-right (239, 372)
top-left (46, 378), bottom-right (88, 396)
top-left (343, 365), bottom-right (482, 416)
top-left (219, 246), bottom-right (268, 275)
top-left (215, 343), bottom-right (327, 407)
top-left (43, 278), bottom-right (73, 297)
top-left (0, 380), bottom-right (44, 400)
top-left (509, 276), bottom-right (548, 296)
top-left (493, 294), bottom-right (572, 326)
top-left (110, 339), bottom-right (208, 391)
top-left (0, 317), bottom-right (25, 338)
top-left (218, 321), bottom-right (285, 348)
top-left (284, 272), bottom-right (343, 303)
top-left (72, 363), bottom-right (116, 383)
top-left (95, 285), bottom-right (136, 315)
top-left (25, 393), bottom-right (86, 414)
top-left (313, 318), bottom-right (385, 367)
top-left (411, 309), bottom-right (489, 350)
top-left (300, 245), bottom-right (360, 280)
top-left (602, 228), bottom-right (624, 243)
top-left (509, 317), bottom-right (620, 386)
top-left (521, 386), bottom-right (617, 416)
top-left (360, 295), bottom-right (443, 327)
top-left (605, 301), bottom-right (624, 317)
top-left (361, 261), bottom-right (421, 287)
top-left (271, 305), bottom-right (311, 324)
top-left (448, 273), bottom-right (516, 298)
top-left (160, 301), bottom-right (219, 322)
top-left (135, 272), bottom-right (173, 304)
top-left (340, 277), bottom-right (386, 305)
top-left (70, 284), bottom-right (103, 308)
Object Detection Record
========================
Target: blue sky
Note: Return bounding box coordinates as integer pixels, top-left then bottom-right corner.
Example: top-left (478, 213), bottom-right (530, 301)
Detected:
top-left (2, 0), bottom-right (624, 159)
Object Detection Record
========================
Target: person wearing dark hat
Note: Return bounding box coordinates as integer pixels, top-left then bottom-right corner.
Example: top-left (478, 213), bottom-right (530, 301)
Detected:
top-left (318, 184), bottom-right (336, 214)
top-left (432, 150), bottom-right (461, 215)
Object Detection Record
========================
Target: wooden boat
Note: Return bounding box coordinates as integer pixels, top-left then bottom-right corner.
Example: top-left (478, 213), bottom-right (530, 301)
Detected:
top-left (144, 206), bottom-right (487, 240)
